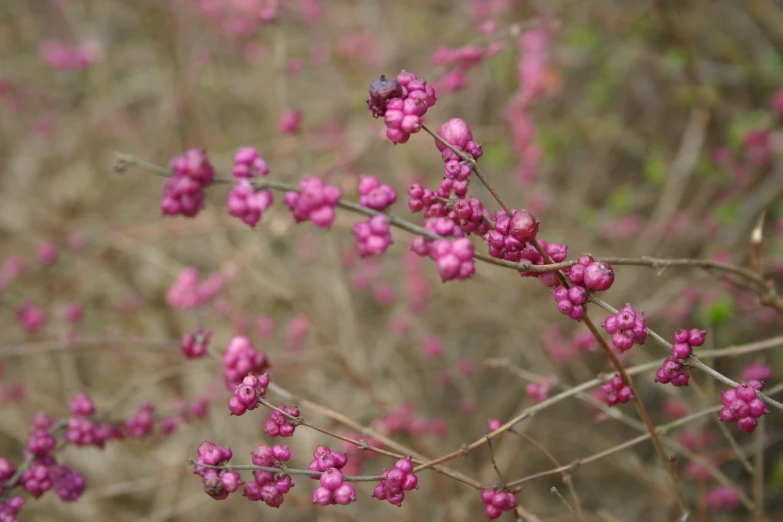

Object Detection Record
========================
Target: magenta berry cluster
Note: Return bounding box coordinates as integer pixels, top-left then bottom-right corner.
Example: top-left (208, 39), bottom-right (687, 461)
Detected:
top-left (181, 328), bottom-right (211, 359)
top-left (358, 175), bottom-right (397, 210)
top-left (367, 71), bottom-right (437, 144)
top-left (435, 117), bottom-right (483, 161)
top-left (480, 489), bottom-right (518, 520)
top-left (227, 180), bottom-right (274, 227)
top-left (451, 196), bottom-right (490, 236)
top-left (48, 465), bottom-right (86, 502)
top-left (601, 304), bottom-right (648, 353)
top-left (429, 237), bottom-right (475, 282)
top-left (222, 336), bottom-right (270, 390)
top-left (654, 357), bottom-right (691, 387)
top-left (161, 149), bottom-right (215, 218)
top-left (552, 285), bottom-right (587, 321)
top-left (308, 445), bottom-right (349, 475)
top-left (671, 328), bottom-right (706, 359)
top-left (125, 402), bottom-right (155, 437)
top-left (16, 301), bottom-right (46, 334)
top-left (568, 255), bottom-right (615, 292)
top-left (263, 405), bottom-right (300, 437)
top-left (232, 147), bottom-right (269, 178)
top-left (284, 177), bottom-right (342, 228)
top-left (354, 216), bottom-right (393, 257)
top-left (600, 374), bottom-right (633, 406)
top-left (0, 496), bottom-right (23, 521)
top-left (228, 373), bottom-right (270, 416)
top-left (246, 444), bottom-right (293, 507)
top-left (193, 441), bottom-right (240, 500)
top-left (485, 209), bottom-right (539, 260)
top-left (372, 456), bottom-right (418, 506)
top-left (719, 381), bottom-right (769, 434)
top-left (312, 468), bottom-right (357, 506)
top-left (166, 267), bottom-right (223, 310)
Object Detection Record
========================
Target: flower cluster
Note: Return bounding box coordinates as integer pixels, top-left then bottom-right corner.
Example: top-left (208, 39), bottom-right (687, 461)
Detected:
top-left (480, 489), bottom-right (518, 520)
top-left (181, 328), bottom-right (212, 359)
top-left (263, 405), bottom-right (300, 437)
top-left (246, 444), bottom-right (293, 507)
top-left (228, 373), bottom-right (270, 416)
top-left (599, 374), bottom-right (633, 407)
top-left (372, 456), bottom-right (418, 506)
top-left (161, 149), bottom-right (215, 218)
top-left (719, 381), bottom-right (769, 434)
top-left (601, 304), bottom-right (647, 353)
top-left (284, 177), bottom-right (341, 228)
top-left (354, 216), bottom-right (393, 257)
top-left (222, 336), bottom-right (270, 390)
top-left (367, 71), bottom-right (437, 144)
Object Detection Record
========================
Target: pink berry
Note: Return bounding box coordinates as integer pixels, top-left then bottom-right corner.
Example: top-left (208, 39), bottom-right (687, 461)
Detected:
top-left (583, 262), bottom-right (614, 291)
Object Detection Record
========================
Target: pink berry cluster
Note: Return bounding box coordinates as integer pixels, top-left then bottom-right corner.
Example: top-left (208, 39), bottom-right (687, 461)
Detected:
top-left (601, 304), bottom-right (648, 353)
top-left (181, 328), bottom-right (212, 359)
top-left (451, 196), bottom-right (491, 236)
top-left (246, 444), bottom-right (293, 507)
top-left (358, 175), bottom-right (397, 210)
top-left (48, 465), bottom-right (86, 502)
top-left (227, 180), bottom-right (274, 227)
top-left (372, 456), bottom-right (418, 506)
top-left (222, 336), bottom-right (270, 390)
top-left (599, 374), bottom-right (633, 406)
top-left (284, 177), bottom-right (341, 228)
top-left (308, 445), bottom-right (348, 475)
top-left (480, 488), bottom-right (518, 520)
top-left (429, 238), bottom-right (475, 282)
top-left (706, 485), bottom-right (740, 513)
top-left (552, 285), bottom-right (588, 321)
top-left (671, 328), bottom-right (706, 359)
top-left (367, 71), bottom-right (437, 144)
top-left (353, 216), bottom-right (393, 257)
top-left (161, 149), bottom-right (215, 218)
top-left (228, 373), bottom-right (270, 416)
top-left (719, 381), bottom-right (769, 434)
top-left (486, 209), bottom-right (539, 258)
top-left (372, 403), bottom-right (446, 438)
top-left (0, 495), bottom-right (23, 522)
top-left (435, 117), bottom-right (483, 162)
top-left (568, 255), bottom-right (615, 292)
top-left (310, 446), bottom-right (356, 506)
top-left (232, 147), bottom-right (269, 178)
top-left (193, 442), bottom-right (241, 500)
top-left (125, 402), bottom-right (155, 437)
top-left (654, 328), bottom-right (706, 387)
top-left (166, 267), bottom-right (223, 310)
top-left (16, 301), bottom-right (46, 334)
top-left (64, 393), bottom-right (123, 447)
top-left (654, 358), bottom-right (690, 387)
top-left (526, 377), bottom-right (557, 403)
top-left (263, 405), bottom-right (300, 437)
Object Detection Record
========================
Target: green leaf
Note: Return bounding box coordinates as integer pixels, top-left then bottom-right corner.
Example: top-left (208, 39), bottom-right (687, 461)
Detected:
top-left (713, 201), bottom-right (740, 225)
top-left (609, 186), bottom-right (634, 215)
top-left (644, 157), bottom-right (667, 187)
top-left (701, 294), bottom-right (734, 327)
top-left (480, 140), bottom-right (515, 170)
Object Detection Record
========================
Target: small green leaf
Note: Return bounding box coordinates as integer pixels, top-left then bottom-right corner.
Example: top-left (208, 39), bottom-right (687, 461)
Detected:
top-left (644, 157), bottom-right (667, 187)
top-left (609, 186), bottom-right (634, 215)
top-left (702, 294), bottom-right (735, 327)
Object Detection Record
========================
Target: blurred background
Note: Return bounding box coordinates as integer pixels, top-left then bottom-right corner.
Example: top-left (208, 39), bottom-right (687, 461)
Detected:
top-left (1, 0), bottom-right (782, 520)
